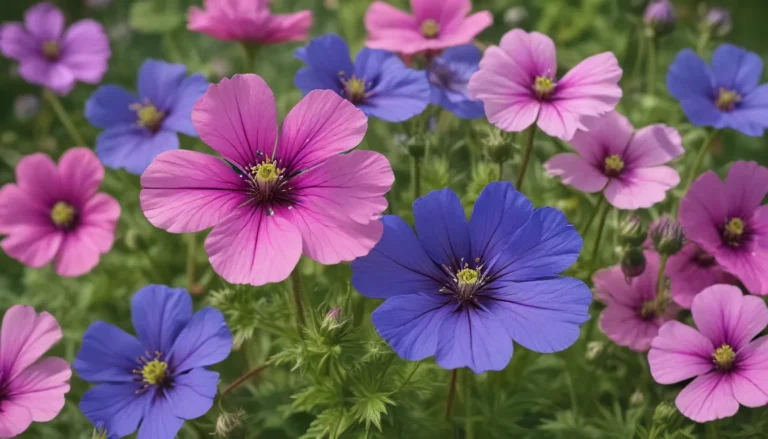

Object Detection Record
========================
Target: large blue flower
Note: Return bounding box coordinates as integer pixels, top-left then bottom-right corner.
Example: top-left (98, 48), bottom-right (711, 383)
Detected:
top-left (85, 60), bottom-right (209, 174)
top-left (294, 33), bottom-right (430, 122)
top-left (666, 44), bottom-right (768, 137)
top-left (351, 182), bottom-right (591, 374)
top-left (74, 285), bottom-right (232, 439)
top-left (427, 45), bottom-right (484, 119)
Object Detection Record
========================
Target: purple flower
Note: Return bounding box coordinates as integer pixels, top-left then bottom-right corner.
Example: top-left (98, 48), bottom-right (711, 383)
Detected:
top-left (85, 60), bottom-right (209, 175)
top-left (644, 0), bottom-right (676, 34)
top-left (427, 45), bottom-right (484, 119)
top-left (700, 5), bottom-right (731, 37)
top-left (667, 44), bottom-right (768, 137)
top-left (294, 33), bottom-right (430, 122)
top-left (74, 285), bottom-right (233, 439)
top-left (0, 3), bottom-right (110, 95)
top-left (351, 182), bottom-right (591, 373)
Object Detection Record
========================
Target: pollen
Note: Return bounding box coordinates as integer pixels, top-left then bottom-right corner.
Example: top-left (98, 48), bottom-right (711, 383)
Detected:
top-left (42, 40), bottom-right (60, 60)
top-left (340, 74), bottom-right (367, 103)
top-left (716, 88), bottom-right (742, 112)
top-left (456, 268), bottom-right (479, 285)
top-left (131, 102), bottom-right (165, 132)
top-left (251, 157), bottom-right (282, 183)
top-left (50, 201), bottom-right (75, 228)
top-left (639, 300), bottom-right (658, 319)
top-left (533, 76), bottom-right (556, 100)
top-left (723, 217), bottom-right (745, 246)
top-left (141, 359), bottom-right (168, 385)
top-left (421, 19), bottom-right (440, 38)
top-left (604, 154), bottom-right (625, 177)
top-left (712, 344), bottom-right (735, 370)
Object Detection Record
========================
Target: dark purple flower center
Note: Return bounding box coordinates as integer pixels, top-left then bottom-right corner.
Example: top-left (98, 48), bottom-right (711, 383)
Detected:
top-left (716, 88), bottom-right (742, 112)
top-left (338, 73), bottom-right (369, 103)
top-left (130, 101), bottom-right (166, 133)
top-left (639, 299), bottom-right (660, 320)
top-left (440, 257), bottom-right (487, 302)
top-left (132, 352), bottom-right (171, 393)
top-left (51, 201), bottom-right (77, 230)
top-left (692, 249), bottom-right (716, 267)
top-left (421, 19), bottom-right (440, 38)
top-left (533, 76), bottom-right (556, 100)
top-left (41, 40), bottom-right (60, 61)
top-left (603, 154), bottom-right (625, 177)
top-left (722, 217), bottom-right (747, 247)
top-left (712, 343), bottom-right (735, 370)
top-left (239, 154), bottom-right (295, 213)
top-left (428, 64), bottom-right (455, 90)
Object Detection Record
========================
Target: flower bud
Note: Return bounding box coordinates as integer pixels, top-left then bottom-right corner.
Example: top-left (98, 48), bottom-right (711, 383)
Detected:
top-left (214, 409), bottom-right (246, 438)
top-left (652, 401), bottom-right (678, 424)
top-left (322, 307), bottom-right (344, 330)
top-left (629, 390), bottom-right (645, 407)
top-left (699, 5), bottom-right (731, 37)
top-left (406, 135), bottom-right (428, 159)
top-left (482, 126), bottom-right (512, 163)
top-left (644, 0), bottom-right (676, 36)
top-left (585, 341), bottom-right (604, 361)
top-left (619, 216), bottom-right (647, 247)
top-left (651, 218), bottom-right (685, 256)
top-left (503, 7), bottom-right (528, 28)
top-left (91, 427), bottom-right (108, 439)
top-left (621, 246), bottom-right (647, 280)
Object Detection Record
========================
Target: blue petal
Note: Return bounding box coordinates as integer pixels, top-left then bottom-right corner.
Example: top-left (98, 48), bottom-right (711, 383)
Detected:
top-left (168, 307), bottom-right (232, 373)
top-left (434, 305), bottom-right (512, 373)
top-left (413, 188), bottom-right (471, 268)
top-left (720, 111), bottom-right (766, 137)
top-left (480, 277), bottom-right (591, 353)
top-left (162, 73), bottom-right (209, 137)
top-left (137, 59), bottom-right (188, 111)
top-left (711, 44), bottom-right (764, 95)
top-left (351, 215), bottom-right (446, 299)
top-left (732, 84), bottom-right (768, 136)
top-left (96, 126), bottom-right (180, 175)
top-left (666, 49), bottom-right (715, 101)
top-left (440, 45), bottom-right (483, 65)
top-left (293, 34), bottom-right (353, 95)
top-left (85, 85), bottom-right (139, 130)
top-left (136, 392), bottom-right (184, 439)
top-left (74, 321), bottom-right (145, 383)
top-left (431, 85), bottom-right (485, 119)
top-left (80, 383), bottom-right (153, 438)
top-left (468, 182), bottom-right (534, 263)
top-left (166, 368), bottom-right (219, 420)
top-left (679, 97), bottom-right (724, 129)
top-left (354, 48), bottom-right (390, 82)
top-left (131, 285), bottom-right (193, 356)
top-left (363, 56), bottom-right (430, 122)
top-left (428, 45), bottom-right (484, 119)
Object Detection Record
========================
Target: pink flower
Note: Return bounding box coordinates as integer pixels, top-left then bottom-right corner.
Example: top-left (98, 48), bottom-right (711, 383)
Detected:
top-left (188, 0), bottom-right (312, 45)
top-left (545, 111), bottom-right (682, 209)
top-left (468, 29), bottom-right (622, 141)
top-left (140, 74), bottom-right (394, 286)
top-left (680, 161), bottom-right (768, 295)
top-left (0, 305), bottom-right (71, 437)
top-left (666, 242), bottom-right (737, 308)
top-left (364, 0), bottom-right (492, 55)
top-left (0, 148), bottom-right (121, 277)
top-left (594, 251), bottom-right (680, 352)
top-left (649, 284), bottom-right (768, 422)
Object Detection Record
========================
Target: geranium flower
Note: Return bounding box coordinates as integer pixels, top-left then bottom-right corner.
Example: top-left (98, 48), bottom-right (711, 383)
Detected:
top-left (545, 111), bottom-right (682, 209)
top-left (427, 45), bottom-right (484, 119)
top-left (0, 148), bottom-right (121, 277)
top-left (350, 182), bottom-right (591, 373)
top-left (679, 161), bottom-right (768, 295)
top-left (0, 2), bottom-right (110, 95)
top-left (75, 285), bottom-right (233, 439)
top-left (0, 305), bottom-right (71, 437)
top-left (666, 242), bottom-right (737, 308)
top-left (364, 0), bottom-right (492, 56)
top-left (468, 29), bottom-right (622, 141)
top-left (294, 34), bottom-right (430, 122)
top-left (85, 60), bottom-right (208, 175)
top-left (140, 74), bottom-right (394, 286)
top-left (649, 284), bottom-right (768, 422)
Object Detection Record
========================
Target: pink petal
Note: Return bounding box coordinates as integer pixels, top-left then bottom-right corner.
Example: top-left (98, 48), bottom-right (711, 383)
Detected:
top-left (604, 166), bottom-right (680, 210)
top-left (667, 243), bottom-right (736, 309)
top-left (15, 153), bottom-right (63, 206)
top-left (568, 111), bottom-right (634, 165)
top-left (591, 264), bottom-right (630, 304)
top-left (624, 124), bottom-right (683, 168)
top-left (544, 153), bottom-right (608, 193)
top-left (0, 305), bottom-right (62, 381)
top-left (0, 24), bottom-right (36, 60)
top-left (554, 52), bottom-right (623, 120)
top-left (730, 336), bottom-right (768, 407)
top-left (60, 19), bottom-right (110, 84)
top-left (0, 184), bottom-right (49, 235)
top-left (57, 147), bottom-right (104, 202)
top-left (259, 11), bottom-right (313, 43)
top-left (442, 11), bottom-right (492, 44)
top-left (648, 321), bottom-right (715, 384)
top-left (19, 59), bottom-right (76, 96)
top-left (364, 2), bottom-right (420, 51)
top-left (1, 224), bottom-right (63, 269)
top-left (536, 102), bottom-right (588, 141)
top-left (599, 303), bottom-right (661, 352)
top-left (679, 171), bottom-right (728, 252)
top-left (676, 373), bottom-right (739, 423)
top-left (0, 399), bottom-right (32, 438)
top-left (716, 247), bottom-right (768, 296)
top-left (5, 357), bottom-right (70, 422)
top-left (499, 29), bottom-right (556, 80)
top-left (691, 284), bottom-right (768, 350)
top-left (24, 3), bottom-right (64, 41)
top-left (411, 0), bottom-right (469, 24)
top-left (140, 150), bottom-right (249, 233)
top-left (725, 161), bottom-right (768, 216)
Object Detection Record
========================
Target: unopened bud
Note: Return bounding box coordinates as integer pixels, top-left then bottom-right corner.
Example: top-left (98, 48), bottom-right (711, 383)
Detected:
top-left (651, 218), bottom-right (684, 256)
top-left (213, 409), bottom-right (246, 438)
top-left (406, 135), bottom-right (427, 159)
top-left (630, 390), bottom-right (645, 407)
top-left (619, 216), bottom-right (648, 247)
top-left (621, 247), bottom-right (647, 281)
top-left (644, 0), bottom-right (676, 36)
top-left (322, 307), bottom-right (344, 330)
top-left (699, 5), bottom-right (731, 37)
top-left (585, 341), bottom-right (604, 361)
top-left (482, 127), bottom-right (512, 163)
top-left (652, 401), bottom-right (678, 424)
top-left (503, 7), bottom-right (528, 28)
top-left (91, 427), bottom-right (108, 439)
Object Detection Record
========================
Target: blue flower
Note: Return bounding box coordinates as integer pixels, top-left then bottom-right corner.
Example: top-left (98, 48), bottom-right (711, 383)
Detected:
top-left (667, 44), bottom-right (768, 137)
top-left (294, 34), bottom-right (430, 122)
top-left (427, 45), bottom-right (484, 119)
top-left (351, 182), bottom-right (591, 374)
top-left (74, 285), bottom-right (232, 439)
top-left (85, 60), bottom-right (209, 174)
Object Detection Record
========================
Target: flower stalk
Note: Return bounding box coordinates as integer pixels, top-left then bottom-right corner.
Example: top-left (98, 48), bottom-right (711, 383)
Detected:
top-left (42, 89), bottom-right (87, 146)
top-left (515, 124), bottom-right (537, 190)
top-left (445, 369), bottom-right (458, 421)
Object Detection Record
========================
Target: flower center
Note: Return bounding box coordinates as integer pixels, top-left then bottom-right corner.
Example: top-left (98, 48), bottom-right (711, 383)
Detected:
top-left (693, 249), bottom-right (716, 267)
top-left (604, 154), bottom-right (625, 177)
top-left (441, 258), bottom-right (486, 301)
top-left (533, 76), bottom-right (556, 100)
top-left (456, 268), bottom-right (479, 285)
top-left (50, 201), bottom-right (75, 228)
top-left (421, 19), bottom-right (440, 38)
top-left (716, 88), bottom-right (742, 112)
top-left (640, 300), bottom-right (659, 320)
top-left (340, 74), bottom-right (367, 103)
top-left (141, 360), bottom-right (168, 385)
top-left (242, 155), bottom-right (293, 212)
top-left (131, 102), bottom-right (165, 132)
top-left (251, 161), bottom-right (280, 183)
top-left (712, 343), bottom-right (735, 370)
top-left (723, 217), bottom-right (745, 247)
top-left (42, 40), bottom-right (60, 61)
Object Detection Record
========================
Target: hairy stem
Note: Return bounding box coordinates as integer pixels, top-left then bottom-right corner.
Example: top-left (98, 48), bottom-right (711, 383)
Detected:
top-left (656, 254), bottom-right (669, 299)
top-left (220, 363), bottom-right (269, 399)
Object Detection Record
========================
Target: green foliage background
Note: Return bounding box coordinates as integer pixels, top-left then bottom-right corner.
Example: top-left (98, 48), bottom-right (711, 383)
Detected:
top-left (1, 0), bottom-right (767, 438)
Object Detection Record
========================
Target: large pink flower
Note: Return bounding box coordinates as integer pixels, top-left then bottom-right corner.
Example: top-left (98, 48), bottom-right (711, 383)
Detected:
top-left (364, 0), bottom-right (492, 55)
top-left (188, 0), bottom-right (312, 44)
top-left (0, 305), bottom-right (71, 437)
top-left (649, 285), bottom-right (768, 422)
top-left (545, 111), bottom-right (682, 209)
top-left (680, 161), bottom-right (768, 295)
top-left (468, 29), bottom-right (622, 141)
top-left (0, 148), bottom-right (121, 277)
top-left (140, 74), bottom-right (394, 286)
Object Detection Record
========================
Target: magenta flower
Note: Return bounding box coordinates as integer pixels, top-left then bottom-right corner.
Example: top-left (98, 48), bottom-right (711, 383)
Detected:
top-left (680, 161), bottom-right (768, 295)
top-left (468, 29), bottom-right (622, 141)
top-left (140, 74), bottom-right (394, 286)
top-left (594, 251), bottom-right (680, 352)
top-left (545, 111), bottom-right (682, 209)
top-left (0, 148), bottom-right (121, 277)
top-left (666, 242), bottom-right (737, 308)
top-left (188, 0), bottom-right (312, 45)
top-left (0, 2), bottom-right (110, 95)
top-left (649, 285), bottom-right (768, 422)
top-left (364, 0), bottom-right (492, 55)
top-left (0, 305), bottom-right (71, 437)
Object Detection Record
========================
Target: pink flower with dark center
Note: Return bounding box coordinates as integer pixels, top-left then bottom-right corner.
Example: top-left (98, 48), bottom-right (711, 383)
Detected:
top-left (0, 148), bottom-right (121, 277)
top-left (545, 111), bottom-right (682, 209)
top-left (0, 2), bottom-right (110, 95)
top-left (140, 74), bottom-right (394, 286)
top-left (649, 284), bottom-right (768, 422)
top-left (364, 0), bottom-right (492, 55)
top-left (680, 161), bottom-right (768, 295)
top-left (188, 0), bottom-right (312, 45)
top-left (0, 305), bottom-right (71, 437)
top-left (666, 242), bottom-right (737, 308)
top-left (468, 29), bottom-right (622, 141)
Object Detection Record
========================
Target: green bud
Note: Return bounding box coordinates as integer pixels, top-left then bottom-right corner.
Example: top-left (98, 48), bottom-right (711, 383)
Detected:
top-left (91, 428), bottom-right (108, 439)
top-left (214, 409), bottom-right (246, 438)
top-left (585, 341), bottom-right (604, 361)
top-left (619, 216), bottom-right (648, 247)
top-left (652, 401), bottom-right (678, 424)
top-left (481, 126), bottom-right (512, 163)
top-left (629, 390), bottom-right (645, 407)
top-left (651, 218), bottom-right (685, 256)
top-left (621, 247), bottom-right (646, 280)
top-left (322, 307), bottom-right (344, 330)
top-left (406, 135), bottom-right (428, 159)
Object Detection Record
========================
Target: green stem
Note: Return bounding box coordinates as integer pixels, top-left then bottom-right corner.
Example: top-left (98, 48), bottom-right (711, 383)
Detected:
top-left (220, 363), bottom-right (269, 400)
top-left (515, 124), bottom-right (537, 190)
top-left (464, 369), bottom-right (474, 439)
top-left (656, 254), bottom-right (669, 299)
top-left (579, 195), bottom-right (605, 237)
top-left (630, 27), bottom-right (647, 81)
top-left (290, 269), bottom-right (306, 336)
top-left (683, 131), bottom-right (718, 194)
top-left (163, 33), bottom-right (184, 63)
top-left (392, 361), bottom-right (422, 394)
top-left (185, 233), bottom-right (196, 290)
top-left (445, 369), bottom-right (458, 422)
top-left (498, 160), bottom-right (504, 181)
top-left (412, 156), bottom-right (422, 199)
top-left (646, 35), bottom-right (657, 95)
top-left (42, 89), bottom-right (86, 146)
top-left (696, 29), bottom-right (711, 56)
top-left (239, 43), bottom-right (260, 72)
top-left (589, 203), bottom-right (610, 266)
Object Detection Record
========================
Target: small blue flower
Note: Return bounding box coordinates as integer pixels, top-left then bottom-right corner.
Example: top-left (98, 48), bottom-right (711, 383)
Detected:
top-left (351, 182), bottom-right (591, 374)
top-left (667, 44), bottom-right (768, 137)
top-left (85, 60), bottom-right (209, 174)
top-left (294, 33), bottom-right (430, 122)
top-left (74, 285), bottom-right (233, 439)
top-left (427, 45), bottom-right (484, 119)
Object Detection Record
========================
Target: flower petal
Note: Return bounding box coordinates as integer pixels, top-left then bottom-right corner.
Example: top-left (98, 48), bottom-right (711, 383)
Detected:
top-left (1, 224), bottom-right (62, 270)
top-left (679, 171), bottom-right (728, 252)
top-left (136, 390), bottom-right (184, 439)
top-left (362, 55), bottom-right (431, 122)
top-left (599, 303), bottom-right (662, 352)
top-left (74, 321), bottom-right (145, 383)
top-left (724, 161), bottom-right (768, 216)
top-left (137, 60), bottom-right (188, 111)
top-left (544, 153), bottom-right (608, 193)
top-left (0, 305), bottom-right (62, 381)
top-left (131, 285), bottom-right (193, 355)
top-left (667, 243), bottom-right (736, 309)
top-left (729, 336), bottom-right (768, 408)
top-left (18, 59), bottom-right (76, 95)
top-left (413, 187), bottom-right (470, 267)
top-left (80, 384), bottom-right (153, 439)
top-left (166, 368), bottom-right (219, 420)
top-left (604, 166), bottom-right (680, 210)
top-left (568, 111), bottom-right (635, 165)
top-left (0, 24), bottom-right (36, 60)
top-left (0, 183), bottom-right (49, 235)
top-left (59, 19), bottom-right (110, 84)
top-left (0, 399), bottom-right (32, 438)
top-left (624, 124), bottom-right (683, 168)
top-left (666, 49), bottom-right (715, 101)
top-left (648, 321), bottom-right (715, 384)
top-left (711, 44), bottom-right (764, 95)
top-left (5, 357), bottom-right (70, 422)
top-left (162, 73), bottom-right (210, 137)
top-left (592, 264), bottom-right (632, 304)
top-left (168, 307), bottom-right (232, 373)
top-left (96, 126), bottom-right (180, 175)
top-left (85, 85), bottom-right (139, 130)
top-left (293, 34), bottom-right (354, 94)
top-left (24, 3), bottom-right (64, 41)
top-left (691, 284), bottom-right (768, 350)
top-left (364, 2), bottom-right (420, 51)
top-left (435, 304), bottom-right (512, 373)
top-left (58, 147), bottom-right (105, 202)
top-left (498, 29), bottom-right (556, 82)
top-left (468, 181), bottom-right (534, 261)
top-left (675, 373), bottom-right (739, 423)
top-left (15, 152), bottom-right (62, 205)
top-left (54, 223), bottom-right (107, 277)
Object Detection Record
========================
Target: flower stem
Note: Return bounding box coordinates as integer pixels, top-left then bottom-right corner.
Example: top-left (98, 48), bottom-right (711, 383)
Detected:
top-left (630, 27), bottom-right (647, 81)
top-left (515, 124), bottom-right (538, 190)
top-left (655, 254), bottom-right (669, 299)
top-left (220, 363), bottom-right (269, 399)
top-left (185, 233), bottom-right (196, 291)
top-left (463, 368), bottom-right (474, 439)
top-left (589, 203), bottom-right (610, 266)
top-left (42, 89), bottom-right (86, 146)
top-left (412, 156), bottom-right (422, 200)
top-left (290, 269), bottom-right (307, 336)
top-left (683, 131), bottom-right (718, 194)
top-left (579, 195), bottom-right (605, 237)
top-left (646, 35), bottom-right (657, 96)
top-left (392, 361), bottom-right (422, 394)
top-left (498, 160), bottom-right (504, 180)
top-left (445, 369), bottom-right (458, 421)
top-left (239, 43), bottom-right (260, 72)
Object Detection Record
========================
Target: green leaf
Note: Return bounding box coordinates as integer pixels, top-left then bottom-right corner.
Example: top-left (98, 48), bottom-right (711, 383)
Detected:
top-left (129, 1), bottom-right (183, 34)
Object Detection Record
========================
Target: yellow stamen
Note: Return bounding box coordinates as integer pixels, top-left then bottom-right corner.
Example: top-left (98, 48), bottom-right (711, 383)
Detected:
top-left (604, 154), bottom-right (625, 177)
top-left (342, 75), bottom-right (367, 103)
top-left (421, 19), bottom-right (440, 38)
top-left (724, 217), bottom-right (745, 246)
top-left (251, 158), bottom-right (282, 183)
top-left (456, 268), bottom-right (479, 285)
top-left (716, 88), bottom-right (742, 112)
top-left (42, 40), bottom-right (60, 60)
top-left (141, 360), bottom-right (168, 385)
top-left (50, 201), bottom-right (75, 228)
top-left (712, 344), bottom-right (735, 370)
top-left (131, 102), bottom-right (165, 132)
top-left (533, 76), bottom-right (556, 99)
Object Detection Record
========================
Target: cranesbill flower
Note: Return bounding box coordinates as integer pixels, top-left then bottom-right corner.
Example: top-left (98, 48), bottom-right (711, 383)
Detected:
top-left (75, 285), bottom-right (232, 439)
top-left (141, 74), bottom-right (394, 286)
top-left (0, 305), bottom-right (71, 438)
top-left (666, 242), bottom-right (736, 308)
top-left (649, 284), bottom-right (768, 422)
top-left (679, 161), bottom-right (768, 295)
top-left (427, 45), bottom-right (484, 119)
top-left (351, 182), bottom-right (591, 373)
top-left (0, 2), bottom-right (110, 95)
top-left (188, 0), bottom-right (312, 45)
top-left (468, 30), bottom-right (622, 141)
top-left (85, 59), bottom-right (209, 175)
top-left (0, 148), bottom-right (121, 277)
top-left (545, 111), bottom-right (682, 209)
top-left (667, 44), bottom-right (768, 137)
top-left (294, 34), bottom-right (430, 123)
top-left (364, 0), bottom-right (492, 56)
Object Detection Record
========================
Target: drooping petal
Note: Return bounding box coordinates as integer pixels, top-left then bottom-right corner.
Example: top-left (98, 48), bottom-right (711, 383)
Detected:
top-left (293, 34), bottom-right (353, 94)
top-left (85, 85), bottom-right (139, 130)
top-left (724, 161), bottom-right (768, 216)
top-left (24, 3), bottom-right (64, 41)
top-left (168, 307), bottom-right (232, 373)
top-left (0, 305), bottom-right (62, 381)
top-left (731, 336), bottom-right (768, 407)
top-left (131, 285), bottom-right (193, 355)
top-left (435, 305), bottom-right (512, 373)
top-left (544, 153), bottom-right (609, 193)
top-left (136, 390), bottom-right (184, 439)
top-left (711, 44), bottom-right (764, 95)
top-left (162, 73), bottom-right (210, 137)
top-left (137, 60), bottom-right (188, 111)
top-left (624, 124), bottom-right (683, 168)
top-left (413, 187), bottom-right (470, 267)
top-left (166, 368), bottom-right (219, 420)
top-left (59, 20), bottom-right (110, 84)
top-left (361, 55), bottom-right (431, 122)
top-left (96, 126), bottom-right (180, 175)
top-left (5, 357), bottom-right (70, 422)
top-left (468, 181), bottom-right (534, 261)
top-left (80, 384), bottom-right (153, 439)
top-left (666, 49), bottom-right (716, 101)
top-left (648, 321), bottom-right (715, 384)
top-left (691, 284), bottom-right (768, 350)
top-left (604, 166), bottom-right (680, 210)
top-left (74, 322), bottom-right (145, 383)
top-left (58, 147), bottom-right (105, 202)
top-left (675, 373), bottom-right (739, 423)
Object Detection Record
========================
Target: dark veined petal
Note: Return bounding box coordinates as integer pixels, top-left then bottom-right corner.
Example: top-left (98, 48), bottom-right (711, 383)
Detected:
top-left (168, 307), bottom-right (233, 373)
top-left (79, 383), bottom-right (153, 438)
top-left (435, 304), bottom-right (512, 374)
top-left (413, 188), bottom-right (470, 268)
top-left (74, 322), bottom-right (145, 383)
